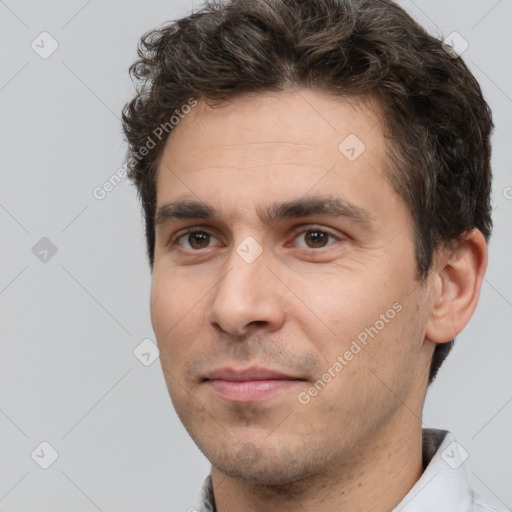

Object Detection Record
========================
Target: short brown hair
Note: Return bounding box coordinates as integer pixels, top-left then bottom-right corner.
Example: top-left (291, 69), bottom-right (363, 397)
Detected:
top-left (122, 0), bottom-right (493, 384)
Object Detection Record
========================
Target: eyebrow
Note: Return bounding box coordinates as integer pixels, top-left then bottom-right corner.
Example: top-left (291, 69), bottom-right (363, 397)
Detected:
top-left (155, 196), bottom-right (373, 229)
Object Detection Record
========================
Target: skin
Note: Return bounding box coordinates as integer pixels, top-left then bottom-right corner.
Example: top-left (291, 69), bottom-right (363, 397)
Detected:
top-left (150, 88), bottom-right (487, 512)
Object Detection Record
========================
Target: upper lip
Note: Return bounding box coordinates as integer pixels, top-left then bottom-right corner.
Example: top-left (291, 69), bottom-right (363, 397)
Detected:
top-left (204, 366), bottom-right (303, 381)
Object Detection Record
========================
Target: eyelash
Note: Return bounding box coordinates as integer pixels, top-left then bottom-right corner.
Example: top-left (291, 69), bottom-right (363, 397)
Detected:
top-left (170, 226), bottom-right (343, 251)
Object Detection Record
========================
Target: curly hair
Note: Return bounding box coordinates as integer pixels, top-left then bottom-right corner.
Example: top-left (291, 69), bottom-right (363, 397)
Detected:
top-left (122, 0), bottom-right (493, 384)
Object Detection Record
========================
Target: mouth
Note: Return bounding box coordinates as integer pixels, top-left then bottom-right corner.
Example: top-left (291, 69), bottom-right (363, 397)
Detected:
top-left (203, 366), bottom-right (306, 402)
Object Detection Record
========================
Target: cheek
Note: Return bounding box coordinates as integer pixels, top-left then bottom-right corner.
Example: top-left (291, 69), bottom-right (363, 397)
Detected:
top-left (292, 262), bottom-right (421, 383)
top-left (150, 270), bottom-right (207, 361)
top-left (287, 268), bottom-right (396, 346)
top-left (303, 298), bottom-right (424, 436)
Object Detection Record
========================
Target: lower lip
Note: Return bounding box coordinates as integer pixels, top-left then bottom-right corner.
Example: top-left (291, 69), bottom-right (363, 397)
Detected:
top-left (207, 379), bottom-right (298, 402)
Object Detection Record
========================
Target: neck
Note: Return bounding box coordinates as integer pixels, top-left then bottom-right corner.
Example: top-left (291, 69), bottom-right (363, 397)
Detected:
top-left (211, 413), bottom-right (425, 512)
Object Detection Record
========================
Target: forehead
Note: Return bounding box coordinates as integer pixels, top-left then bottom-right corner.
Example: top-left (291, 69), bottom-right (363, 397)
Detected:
top-left (157, 89), bottom-right (388, 181)
top-left (153, 88), bottom-right (403, 235)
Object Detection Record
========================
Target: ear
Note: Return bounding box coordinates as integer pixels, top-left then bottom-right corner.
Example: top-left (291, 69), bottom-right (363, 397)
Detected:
top-left (425, 229), bottom-right (488, 344)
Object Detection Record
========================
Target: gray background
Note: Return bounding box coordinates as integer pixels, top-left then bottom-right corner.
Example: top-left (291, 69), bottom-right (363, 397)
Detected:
top-left (0, 0), bottom-right (511, 510)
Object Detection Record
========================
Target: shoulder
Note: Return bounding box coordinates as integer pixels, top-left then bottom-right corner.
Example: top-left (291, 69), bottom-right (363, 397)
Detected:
top-left (471, 490), bottom-right (507, 512)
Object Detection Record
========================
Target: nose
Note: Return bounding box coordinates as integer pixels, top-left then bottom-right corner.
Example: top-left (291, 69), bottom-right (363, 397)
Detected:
top-left (206, 246), bottom-right (286, 338)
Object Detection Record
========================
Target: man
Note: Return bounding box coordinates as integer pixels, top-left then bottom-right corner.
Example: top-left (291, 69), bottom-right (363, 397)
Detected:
top-left (122, 0), bottom-right (502, 510)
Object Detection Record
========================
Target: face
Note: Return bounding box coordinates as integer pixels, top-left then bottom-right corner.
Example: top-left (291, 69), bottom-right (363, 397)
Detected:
top-left (150, 89), bottom-right (434, 484)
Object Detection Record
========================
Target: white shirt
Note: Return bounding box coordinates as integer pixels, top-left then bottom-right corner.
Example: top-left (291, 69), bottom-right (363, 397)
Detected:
top-left (195, 429), bottom-right (505, 511)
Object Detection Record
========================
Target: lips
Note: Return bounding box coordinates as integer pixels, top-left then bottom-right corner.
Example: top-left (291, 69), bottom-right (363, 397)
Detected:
top-left (205, 367), bottom-right (300, 381)
top-left (204, 366), bottom-right (305, 402)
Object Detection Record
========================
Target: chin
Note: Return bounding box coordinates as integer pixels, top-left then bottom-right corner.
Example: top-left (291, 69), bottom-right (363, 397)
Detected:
top-left (206, 441), bottom-right (324, 486)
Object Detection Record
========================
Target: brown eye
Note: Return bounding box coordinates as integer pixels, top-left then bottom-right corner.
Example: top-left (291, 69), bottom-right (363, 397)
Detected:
top-left (303, 230), bottom-right (330, 248)
top-left (290, 227), bottom-right (343, 250)
top-left (187, 232), bottom-right (211, 249)
top-left (174, 229), bottom-right (219, 250)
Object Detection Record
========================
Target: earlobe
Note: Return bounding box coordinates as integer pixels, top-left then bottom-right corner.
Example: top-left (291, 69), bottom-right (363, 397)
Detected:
top-left (425, 229), bottom-right (488, 344)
